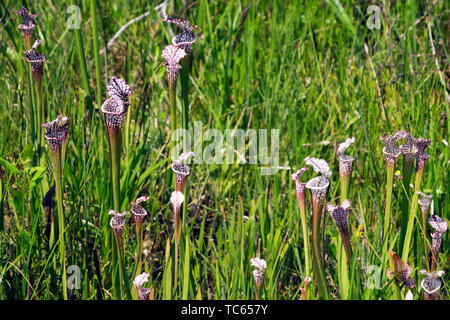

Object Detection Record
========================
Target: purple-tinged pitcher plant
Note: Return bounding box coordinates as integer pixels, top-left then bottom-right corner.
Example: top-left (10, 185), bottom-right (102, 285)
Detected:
top-left (172, 151), bottom-right (195, 193)
top-left (170, 191), bottom-right (185, 247)
top-left (24, 39), bottom-right (46, 82)
top-left (101, 77), bottom-right (131, 211)
top-left (304, 156), bottom-right (331, 300)
top-left (300, 276), bottom-right (311, 300)
top-left (133, 272), bottom-right (151, 301)
top-left (162, 44), bottom-right (187, 157)
top-left (25, 39), bottom-right (46, 162)
top-left (417, 192), bottom-right (432, 264)
top-left (401, 137), bottom-right (431, 262)
top-left (420, 270), bottom-right (445, 300)
top-left (41, 115), bottom-right (69, 300)
top-left (291, 167), bottom-right (311, 281)
top-left (131, 196), bottom-right (149, 280)
top-left (398, 131), bottom-right (417, 184)
top-left (388, 250), bottom-right (416, 300)
top-left (170, 191), bottom-right (185, 288)
top-left (381, 132), bottom-right (403, 238)
top-left (101, 77), bottom-right (131, 299)
top-left (327, 199), bottom-right (352, 263)
top-left (251, 257), bottom-right (267, 299)
top-left (428, 214), bottom-right (447, 271)
top-left (163, 15), bottom-right (197, 143)
top-left (337, 137), bottom-right (355, 203)
top-left (16, 6), bottom-right (37, 49)
top-left (397, 131), bottom-right (418, 252)
top-left (163, 15), bottom-right (197, 54)
top-left (109, 210), bottom-right (132, 299)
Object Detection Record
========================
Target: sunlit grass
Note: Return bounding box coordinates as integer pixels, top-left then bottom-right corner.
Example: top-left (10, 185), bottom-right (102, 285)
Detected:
top-left (0, 0), bottom-right (448, 300)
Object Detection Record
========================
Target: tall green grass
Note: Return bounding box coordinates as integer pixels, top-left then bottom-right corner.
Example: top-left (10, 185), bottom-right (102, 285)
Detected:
top-left (0, 0), bottom-right (448, 300)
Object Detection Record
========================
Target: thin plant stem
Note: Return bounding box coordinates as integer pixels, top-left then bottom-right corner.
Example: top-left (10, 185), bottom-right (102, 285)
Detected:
top-left (74, 27), bottom-right (93, 118)
top-left (90, 0), bottom-right (102, 109)
top-left (398, 157), bottom-right (414, 251)
top-left (109, 131), bottom-right (121, 211)
top-left (51, 148), bottom-right (67, 300)
top-left (339, 174), bottom-right (350, 203)
top-left (34, 73), bottom-right (49, 196)
top-left (169, 81), bottom-right (177, 159)
top-left (311, 201), bottom-right (329, 300)
top-left (114, 231), bottom-right (132, 300)
top-left (383, 162), bottom-right (395, 239)
top-left (296, 196), bottom-right (311, 278)
top-left (108, 130), bottom-right (122, 299)
top-left (401, 169), bottom-right (423, 262)
top-left (341, 232), bottom-right (352, 264)
top-left (173, 210), bottom-right (181, 294)
top-left (180, 56), bottom-right (191, 147)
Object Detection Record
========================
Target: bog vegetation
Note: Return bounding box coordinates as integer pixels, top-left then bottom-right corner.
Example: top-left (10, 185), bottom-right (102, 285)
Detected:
top-left (0, 0), bottom-right (448, 300)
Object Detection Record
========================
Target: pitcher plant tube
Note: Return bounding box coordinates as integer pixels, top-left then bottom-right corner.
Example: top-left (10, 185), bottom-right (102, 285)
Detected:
top-left (420, 270), bottom-right (445, 300)
top-left (163, 15), bottom-right (197, 146)
top-left (41, 115), bottom-right (69, 300)
top-left (380, 132), bottom-right (402, 238)
top-left (251, 257), bottom-right (267, 299)
top-left (131, 196), bottom-right (149, 279)
top-left (305, 156), bottom-right (332, 300)
top-left (291, 167), bottom-right (311, 280)
top-left (16, 6), bottom-right (37, 49)
top-left (428, 214), bottom-right (447, 271)
top-left (336, 136), bottom-right (355, 203)
top-left (109, 210), bottom-right (132, 300)
top-left (402, 137), bottom-right (431, 262)
top-left (133, 272), bottom-right (151, 301)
